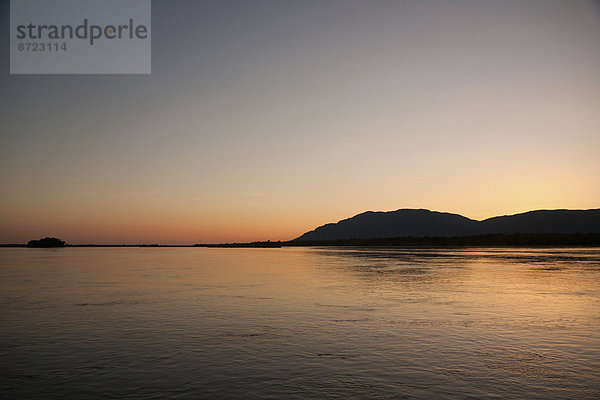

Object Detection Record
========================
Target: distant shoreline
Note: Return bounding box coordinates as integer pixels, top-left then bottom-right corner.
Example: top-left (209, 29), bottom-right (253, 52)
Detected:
top-left (2, 233), bottom-right (599, 248)
top-left (198, 233), bottom-right (600, 248)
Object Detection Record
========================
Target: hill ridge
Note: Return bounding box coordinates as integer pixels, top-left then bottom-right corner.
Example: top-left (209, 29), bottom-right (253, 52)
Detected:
top-left (295, 208), bottom-right (600, 241)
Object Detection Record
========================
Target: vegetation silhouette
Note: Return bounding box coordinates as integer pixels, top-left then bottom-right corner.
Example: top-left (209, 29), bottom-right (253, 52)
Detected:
top-left (194, 233), bottom-right (600, 248)
top-left (27, 237), bottom-right (66, 248)
top-left (288, 233), bottom-right (600, 247)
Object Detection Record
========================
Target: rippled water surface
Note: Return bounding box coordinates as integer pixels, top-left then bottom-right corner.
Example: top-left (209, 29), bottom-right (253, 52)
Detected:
top-left (1, 247), bottom-right (599, 399)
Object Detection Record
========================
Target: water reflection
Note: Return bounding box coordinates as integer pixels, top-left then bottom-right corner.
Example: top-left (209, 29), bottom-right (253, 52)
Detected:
top-left (1, 247), bottom-right (599, 399)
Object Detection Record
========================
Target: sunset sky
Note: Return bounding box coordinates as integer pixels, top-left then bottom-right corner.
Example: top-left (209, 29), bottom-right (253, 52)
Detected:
top-left (1, 0), bottom-right (599, 244)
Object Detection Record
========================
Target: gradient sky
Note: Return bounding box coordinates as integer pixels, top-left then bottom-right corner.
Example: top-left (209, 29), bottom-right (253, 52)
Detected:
top-left (1, 0), bottom-right (599, 244)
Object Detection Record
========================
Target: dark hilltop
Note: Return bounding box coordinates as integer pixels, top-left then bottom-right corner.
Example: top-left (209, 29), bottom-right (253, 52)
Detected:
top-left (293, 208), bottom-right (600, 243)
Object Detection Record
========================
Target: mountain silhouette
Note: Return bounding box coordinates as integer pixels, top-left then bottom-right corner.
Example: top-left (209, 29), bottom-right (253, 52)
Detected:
top-left (295, 209), bottom-right (600, 241)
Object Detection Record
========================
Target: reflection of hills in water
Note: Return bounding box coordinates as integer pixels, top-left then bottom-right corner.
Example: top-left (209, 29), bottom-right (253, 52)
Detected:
top-left (312, 247), bottom-right (600, 284)
top-left (296, 209), bottom-right (600, 241)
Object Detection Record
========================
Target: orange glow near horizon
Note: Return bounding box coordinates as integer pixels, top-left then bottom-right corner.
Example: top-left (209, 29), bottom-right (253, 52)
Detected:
top-left (2, 140), bottom-right (600, 244)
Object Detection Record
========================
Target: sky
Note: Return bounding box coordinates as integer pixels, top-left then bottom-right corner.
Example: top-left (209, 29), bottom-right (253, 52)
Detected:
top-left (1, 0), bottom-right (599, 244)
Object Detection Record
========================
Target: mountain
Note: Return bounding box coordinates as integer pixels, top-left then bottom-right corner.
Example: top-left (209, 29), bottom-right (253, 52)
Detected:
top-left (294, 209), bottom-right (600, 241)
top-left (479, 209), bottom-right (600, 234)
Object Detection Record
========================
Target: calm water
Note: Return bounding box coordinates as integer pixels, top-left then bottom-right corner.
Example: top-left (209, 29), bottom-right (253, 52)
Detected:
top-left (1, 247), bottom-right (599, 399)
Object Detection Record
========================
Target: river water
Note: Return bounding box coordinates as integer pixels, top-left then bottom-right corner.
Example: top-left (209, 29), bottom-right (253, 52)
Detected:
top-left (1, 247), bottom-right (599, 399)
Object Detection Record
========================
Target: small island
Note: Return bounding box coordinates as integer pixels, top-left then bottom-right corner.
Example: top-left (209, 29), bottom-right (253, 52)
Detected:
top-left (27, 237), bottom-right (66, 248)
